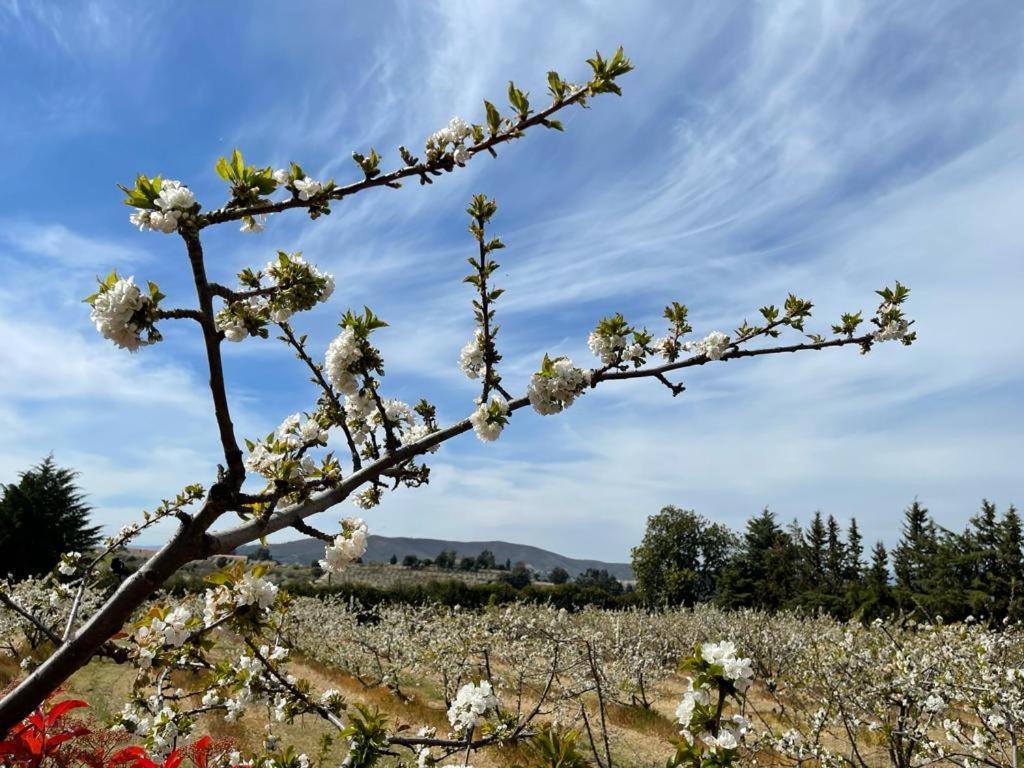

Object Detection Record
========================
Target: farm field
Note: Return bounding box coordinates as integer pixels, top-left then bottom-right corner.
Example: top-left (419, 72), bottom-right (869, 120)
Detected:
top-left (4, 591), bottom-right (1019, 767)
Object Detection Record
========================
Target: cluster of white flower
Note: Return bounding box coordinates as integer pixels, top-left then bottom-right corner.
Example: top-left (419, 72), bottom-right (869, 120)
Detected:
top-left (469, 396), bottom-right (509, 442)
top-left (527, 357), bottom-right (591, 415)
top-left (262, 254), bottom-right (335, 323)
top-left (401, 422), bottom-right (438, 451)
top-left (129, 180), bottom-right (196, 233)
top-left (673, 642), bottom-right (753, 760)
top-left (293, 176), bottom-right (323, 201)
top-left (148, 705), bottom-right (180, 756)
top-left (459, 331), bottom-right (485, 379)
top-left (215, 296), bottom-right (265, 343)
top-left (57, 551), bottom-right (81, 576)
top-left (326, 327), bottom-right (364, 395)
top-left (244, 412), bottom-right (325, 480)
top-left (319, 518), bottom-right (369, 574)
top-left (684, 330), bottom-right (730, 361)
top-left (429, 116), bottom-right (474, 165)
top-left (276, 412), bottom-right (329, 449)
top-left (217, 255), bottom-right (335, 342)
top-left (235, 572), bottom-right (279, 610)
top-left (447, 680), bottom-right (498, 732)
top-left (89, 276), bottom-right (157, 351)
top-left (873, 307), bottom-right (910, 342)
top-left (352, 486), bottom-right (381, 510)
top-left (344, 390), bottom-right (375, 444)
top-left (588, 330), bottom-right (626, 365)
top-left (203, 572), bottom-right (279, 627)
top-left (652, 335), bottom-right (681, 361)
top-left (133, 607), bottom-right (193, 666)
top-left (244, 442), bottom-right (316, 481)
top-left (701, 640), bottom-right (754, 692)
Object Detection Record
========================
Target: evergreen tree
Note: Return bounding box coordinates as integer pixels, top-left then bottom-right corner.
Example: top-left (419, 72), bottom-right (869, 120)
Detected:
top-left (841, 518), bottom-right (866, 618)
top-left (803, 512), bottom-right (828, 583)
top-left (963, 500), bottom-right (1001, 617)
top-left (845, 518), bottom-right (865, 582)
top-left (0, 456), bottom-right (101, 581)
top-left (792, 511), bottom-right (831, 613)
top-left (892, 500), bottom-right (938, 608)
top-left (825, 515), bottom-right (846, 590)
top-left (996, 505), bottom-right (1024, 621)
top-left (858, 541), bottom-right (894, 620)
top-left (716, 509), bottom-right (799, 610)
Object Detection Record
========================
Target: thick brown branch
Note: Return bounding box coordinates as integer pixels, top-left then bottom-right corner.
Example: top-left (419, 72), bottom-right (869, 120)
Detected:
top-left (181, 230), bottom-right (245, 489)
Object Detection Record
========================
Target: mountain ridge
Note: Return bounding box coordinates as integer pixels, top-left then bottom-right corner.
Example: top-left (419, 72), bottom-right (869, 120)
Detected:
top-left (238, 535), bottom-right (634, 580)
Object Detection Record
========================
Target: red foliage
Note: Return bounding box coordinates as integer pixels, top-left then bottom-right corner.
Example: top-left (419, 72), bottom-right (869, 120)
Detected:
top-left (0, 696), bottom-right (230, 768)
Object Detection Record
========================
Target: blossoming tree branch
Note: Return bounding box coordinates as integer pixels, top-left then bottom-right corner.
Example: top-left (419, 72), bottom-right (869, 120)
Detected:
top-left (0, 46), bottom-right (915, 745)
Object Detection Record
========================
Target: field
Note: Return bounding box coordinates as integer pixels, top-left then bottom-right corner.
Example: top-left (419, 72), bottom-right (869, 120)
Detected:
top-left (3, 588), bottom-right (1020, 768)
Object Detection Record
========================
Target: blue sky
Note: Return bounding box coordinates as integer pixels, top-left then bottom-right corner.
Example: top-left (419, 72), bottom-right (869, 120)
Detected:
top-left (0, 1), bottom-right (1022, 562)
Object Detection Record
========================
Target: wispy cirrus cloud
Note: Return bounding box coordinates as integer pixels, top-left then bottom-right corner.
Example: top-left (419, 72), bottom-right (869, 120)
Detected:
top-left (0, 1), bottom-right (1020, 558)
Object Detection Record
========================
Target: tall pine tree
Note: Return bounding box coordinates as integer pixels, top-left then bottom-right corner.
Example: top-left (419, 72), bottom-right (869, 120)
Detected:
top-left (0, 456), bottom-right (101, 581)
top-left (716, 509), bottom-right (800, 610)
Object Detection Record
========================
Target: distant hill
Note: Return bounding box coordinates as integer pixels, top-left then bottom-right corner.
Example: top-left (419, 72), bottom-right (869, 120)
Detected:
top-left (239, 535), bottom-right (634, 581)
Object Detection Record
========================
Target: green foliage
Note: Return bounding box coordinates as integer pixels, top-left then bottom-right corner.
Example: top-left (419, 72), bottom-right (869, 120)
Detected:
top-left (503, 561), bottom-right (533, 589)
top-left (632, 506), bottom-right (736, 607)
top-left (620, 498), bottom-right (1024, 624)
top-left (520, 724), bottom-right (589, 768)
top-left (547, 566), bottom-right (570, 585)
top-left (339, 704), bottom-right (388, 768)
top-left (118, 174), bottom-right (164, 209)
top-left (574, 568), bottom-right (623, 595)
top-left (0, 456), bottom-right (101, 581)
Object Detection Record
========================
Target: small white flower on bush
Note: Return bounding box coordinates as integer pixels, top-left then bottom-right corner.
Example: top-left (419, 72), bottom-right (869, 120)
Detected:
top-left (447, 680), bottom-right (498, 732)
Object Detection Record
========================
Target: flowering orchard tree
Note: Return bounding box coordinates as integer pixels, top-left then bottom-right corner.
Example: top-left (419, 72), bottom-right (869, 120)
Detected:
top-left (0, 46), bottom-right (916, 759)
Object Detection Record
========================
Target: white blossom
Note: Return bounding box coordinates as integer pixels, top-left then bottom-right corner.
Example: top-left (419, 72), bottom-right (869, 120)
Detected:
top-left (527, 357), bottom-right (591, 415)
top-left (588, 331), bottom-right (625, 365)
top-left (447, 681), bottom-right (498, 732)
top-left (294, 177), bottom-right (323, 201)
top-left (155, 180), bottom-right (196, 212)
top-left (326, 328), bottom-right (363, 395)
top-left (240, 215), bottom-right (266, 233)
top-left (89, 276), bottom-right (155, 351)
top-left (459, 332), bottom-right (485, 380)
top-left (469, 397), bottom-right (508, 442)
top-left (685, 331), bottom-right (730, 361)
top-left (235, 573), bottom-right (278, 610)
top-left (320, 518), bottom-right (369, 574)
